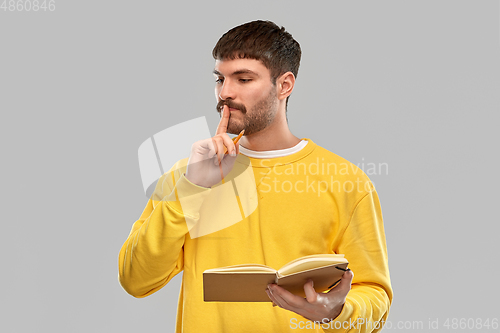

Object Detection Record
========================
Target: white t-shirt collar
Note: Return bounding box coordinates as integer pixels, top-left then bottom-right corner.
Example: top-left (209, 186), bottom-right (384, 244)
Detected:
top-left (238, 139), bottom-right (308, 158)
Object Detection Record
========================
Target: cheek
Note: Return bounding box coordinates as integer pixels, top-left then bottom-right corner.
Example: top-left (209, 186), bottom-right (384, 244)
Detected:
top-left (247, 88), bottom-right (267, 101)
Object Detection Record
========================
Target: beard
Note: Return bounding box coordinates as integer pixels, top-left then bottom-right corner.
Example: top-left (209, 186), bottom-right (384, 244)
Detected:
top-left (216, 87), bottom-right (278, 135)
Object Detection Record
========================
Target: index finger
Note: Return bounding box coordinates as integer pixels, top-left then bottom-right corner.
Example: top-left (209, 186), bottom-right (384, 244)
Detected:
top-left (267, 284), bottom-right (304, 311)
top-left (216, 105), bottom-right (229, 135)
top-left (268, 284), bottom-right (307, 309)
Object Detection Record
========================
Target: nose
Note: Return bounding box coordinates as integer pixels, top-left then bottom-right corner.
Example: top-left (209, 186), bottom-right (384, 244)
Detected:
top-left (218, 80), bottom-right (235, 101)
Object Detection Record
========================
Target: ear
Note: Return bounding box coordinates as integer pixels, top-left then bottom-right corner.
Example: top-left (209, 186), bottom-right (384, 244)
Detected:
top-left (276, 71), bottom-right (295, 101)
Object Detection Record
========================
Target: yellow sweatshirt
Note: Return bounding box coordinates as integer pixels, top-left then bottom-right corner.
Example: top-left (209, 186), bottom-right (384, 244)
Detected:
top-left (118, 138), bottom-right (392, 332)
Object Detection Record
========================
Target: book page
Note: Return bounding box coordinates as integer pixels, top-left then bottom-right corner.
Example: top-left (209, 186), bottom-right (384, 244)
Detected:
top-left (204, 264), bottom-right (275, 274)
top-left (278, 254), bottom-right (347, 277)
top-left (276, 263), bottom-right (349, 297)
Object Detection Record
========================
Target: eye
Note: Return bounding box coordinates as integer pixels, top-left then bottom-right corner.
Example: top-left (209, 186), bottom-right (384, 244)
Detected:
top-left (239, 79), bottom-right (252, 83)
top-left (215, 78), bottom-right (224, 84)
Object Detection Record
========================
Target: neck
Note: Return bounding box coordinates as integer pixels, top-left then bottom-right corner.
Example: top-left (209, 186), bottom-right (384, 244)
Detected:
top-left (238, 110), bottom-right (301, 151)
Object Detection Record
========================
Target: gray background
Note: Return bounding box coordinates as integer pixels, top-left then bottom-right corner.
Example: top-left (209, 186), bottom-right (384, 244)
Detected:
top-left (1, 0), bottom-right (499, 332)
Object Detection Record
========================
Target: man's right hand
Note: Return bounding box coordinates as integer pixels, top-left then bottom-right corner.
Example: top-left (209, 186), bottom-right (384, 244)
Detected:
top-left (185, 105), bottom-right (241, 188)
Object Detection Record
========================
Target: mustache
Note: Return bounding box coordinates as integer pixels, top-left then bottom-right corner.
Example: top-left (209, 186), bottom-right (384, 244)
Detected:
top-left (216, 100), bottom-right (246, 114)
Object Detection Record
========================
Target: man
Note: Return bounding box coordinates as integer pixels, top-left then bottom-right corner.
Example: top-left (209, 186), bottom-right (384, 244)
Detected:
top-left (119, 20), bottom-right (392, 332)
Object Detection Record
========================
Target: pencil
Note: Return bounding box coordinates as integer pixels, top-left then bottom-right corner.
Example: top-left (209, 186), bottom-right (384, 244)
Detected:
top-left (223, 129), bottom-right (245, 154)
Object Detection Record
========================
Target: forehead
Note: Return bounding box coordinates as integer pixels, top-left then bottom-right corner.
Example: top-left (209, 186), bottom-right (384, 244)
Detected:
top-left (213, 58), bottom-right (270, 77)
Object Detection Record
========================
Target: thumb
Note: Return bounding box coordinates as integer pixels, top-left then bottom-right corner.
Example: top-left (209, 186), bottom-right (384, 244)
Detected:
top-left (304, 279), bottom-right (318, 303)
top-left (337, 269), bottom-right (354, 294)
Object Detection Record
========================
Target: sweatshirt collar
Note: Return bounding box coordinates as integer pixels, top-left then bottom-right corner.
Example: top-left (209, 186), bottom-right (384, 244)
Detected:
top-left (236, 138), bottom-right (317, 169)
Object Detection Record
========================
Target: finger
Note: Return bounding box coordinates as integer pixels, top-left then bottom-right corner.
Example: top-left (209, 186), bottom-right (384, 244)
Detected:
top-left (265, 288), bottom-right (278, 307)
top-left (209, 137), bottom-right (219, 159)
top-left (266, 287), bottom-right (283, 308)
top-left (304, 279), bottom-right (318, 303)
top-left (219, 133), bottom-right (236, 156)
top-left (341, 269), bottom-right (354, 290)
top-left (212, 137), bottom-right (225, 166)
top-left (268, 284), bottom-right (305, 310)
top-left (225, 129), bottom-right (244, 154)
top-left (271, 289), bottom-right (301, 312)
top-left (216, 105), bottom-right (230, 135)
top-left (329, 269), bottom-right (354, 296)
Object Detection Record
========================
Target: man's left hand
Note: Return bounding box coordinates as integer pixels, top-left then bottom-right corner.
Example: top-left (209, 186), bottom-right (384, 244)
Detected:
top-left (265, 270), bottom-right (353, 323)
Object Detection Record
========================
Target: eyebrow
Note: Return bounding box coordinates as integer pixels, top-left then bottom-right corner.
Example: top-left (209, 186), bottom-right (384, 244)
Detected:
top-left (212, 69), bottom-right (260, 77)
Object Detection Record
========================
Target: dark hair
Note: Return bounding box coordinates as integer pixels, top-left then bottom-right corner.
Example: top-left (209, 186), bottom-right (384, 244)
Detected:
top-left (212, 20), bottom-right (301, 109)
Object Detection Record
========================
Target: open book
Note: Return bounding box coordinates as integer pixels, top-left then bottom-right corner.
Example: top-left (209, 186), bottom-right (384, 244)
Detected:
top-left (203, 254), bottom-right (348, 302)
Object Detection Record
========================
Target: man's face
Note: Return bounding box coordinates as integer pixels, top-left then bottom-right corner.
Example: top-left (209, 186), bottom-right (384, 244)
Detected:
top-left (214, 58), bottom-right (278, 135)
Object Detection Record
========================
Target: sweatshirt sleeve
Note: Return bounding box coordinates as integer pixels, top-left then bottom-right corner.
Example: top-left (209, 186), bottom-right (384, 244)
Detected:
top-left (324, 188), bottom-right (393, 333)
top-left (118, 164), bottom-right (212, 298)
